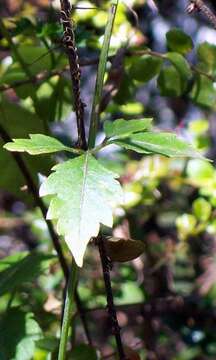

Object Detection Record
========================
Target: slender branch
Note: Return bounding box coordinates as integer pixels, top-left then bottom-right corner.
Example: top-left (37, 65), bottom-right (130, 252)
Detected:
top-left (187, 0), bottom-right (216, 29)
top-left (0, 49), bottom-right (215, 94)
top-left (88, 0), bottom-right (119, 148)
top-left (59, 0), bottom-right (87, 149)
top-left (97, 236), bottom-right (126, 360)
top-left (58, 258), bottom-right (78, 360)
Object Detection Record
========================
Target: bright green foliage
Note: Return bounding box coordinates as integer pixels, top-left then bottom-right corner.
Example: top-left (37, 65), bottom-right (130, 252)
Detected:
top-left (192, 198), bottom-right (211, 222)
top-left (39, 152), bottom-right (123, 266)
top-left (4, 134), bottom-right (76, 155)
top-left (176, 213), bottom-right (197, 240)
top-left (104, 118), bottom-right (152, 139)
top-left (129, 54), bottom-right (163, 83)
top-left (187, 159), bottom-right (215, 186)
top-left (0, 308), bottom-right (42, 360)
top-left (0, 252), bottom-right (55, 295)
top-left (111, 132), bottom-right (203, 158)
top-left (166, 28), bottom-right (194, 55)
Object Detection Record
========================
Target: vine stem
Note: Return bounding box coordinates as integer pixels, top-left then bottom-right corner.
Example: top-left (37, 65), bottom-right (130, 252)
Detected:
top-left (187, 0), bottom-right (216, 29)
top-left (88, 0), bottom-right (119, 149)
top-left (60, 0), bottom-right (87, 149)
top-left (58, 258), bottom-right (78, 360)
top-left (97, 236), bottom-right (127, 360)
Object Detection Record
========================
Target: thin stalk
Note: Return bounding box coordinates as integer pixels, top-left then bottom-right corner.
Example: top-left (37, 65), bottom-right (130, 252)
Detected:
top-left (58, 259), bottom-right (78, 360)
top-left (88, 0), bottom-right (119, 148)
top-left (98, 236), bottom-right (126, 359)
top-left (59, 0), bottom-right (87, 149)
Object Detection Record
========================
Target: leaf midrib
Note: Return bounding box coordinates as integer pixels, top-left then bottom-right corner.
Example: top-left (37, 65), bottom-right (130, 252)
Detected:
top-left (78, 152), bottom-right (90, 241)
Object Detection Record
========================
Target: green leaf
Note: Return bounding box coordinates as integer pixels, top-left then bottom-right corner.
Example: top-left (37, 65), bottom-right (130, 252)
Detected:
top-left (193, 198), bottom-right (211, 222)
top-left (4, 134), bottom-right (78, 155)
top-left (197, 42), bottom-right (216, 75)
top-left (104, 118), bottom-right (152, 139)
top-left (166, 28), bottom-right (193, 55)
top-left (13, 45), bottom-right (52, 75)
top-left (0, 308), bottom-right (42, 360)
top-left (105, 237), bottom-right (145, 262)
top-left (187, 159), bottom-right (214, 186)
top-left (0, 98), bottom-right (53, 201)
top-left (166, 52), bottom-right (192, 91)
top-left (111, 132), bottom-right (203, 158)
top-left (157, 66), bottom-right (182, 97)
top-left (176, 214), bottom-right (197, 239)
top-left (39, 152), bottom-right (123, 267)
top-left (0, 252), bottom-right (55, 295)
top-left (190, 75), bottom-right (216, 108)
top-left (129, 55), bottom-right (163, 83)
top-left (158, 53), bottom-right (191, 96)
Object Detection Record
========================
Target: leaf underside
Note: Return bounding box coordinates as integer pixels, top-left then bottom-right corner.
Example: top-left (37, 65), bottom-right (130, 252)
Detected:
top-left (39, 152), bottom-right (123, 266)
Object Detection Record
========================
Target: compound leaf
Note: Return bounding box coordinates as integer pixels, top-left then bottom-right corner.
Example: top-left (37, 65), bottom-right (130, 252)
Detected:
top-left (39, 152), bottom-right (123, 267)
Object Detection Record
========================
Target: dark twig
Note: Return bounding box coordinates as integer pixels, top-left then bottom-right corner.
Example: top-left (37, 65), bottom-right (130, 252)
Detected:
top-left (59, 0), bottom-right (87, 149)
top-left (0, 123), bottom-right (92, 345)
top-left (187, 0), bottom-right (216, 29)
top-left (1, 48), bottom-right (215, 95)
top-left (97, 236), bottom-right (127, 360)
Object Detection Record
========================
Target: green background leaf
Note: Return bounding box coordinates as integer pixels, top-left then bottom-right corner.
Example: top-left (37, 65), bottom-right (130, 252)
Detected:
top-left (0, 252), bottom-right (55, 295)
top-left (166, 28), bottom-right (193, 55)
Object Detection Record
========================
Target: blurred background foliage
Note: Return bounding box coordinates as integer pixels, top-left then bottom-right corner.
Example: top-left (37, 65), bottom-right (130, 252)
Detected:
top-left (1, 0), bottom-right (216, 359)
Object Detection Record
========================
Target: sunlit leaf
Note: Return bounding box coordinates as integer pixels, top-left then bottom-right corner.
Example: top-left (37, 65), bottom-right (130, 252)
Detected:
top-left (39, 152), bottom-right (123, 267)
top-left (4, 134), bottom-right (77, 155)
top-left (192, 198), bottom-right (211, 222)
top-left (0, 309), bottom-right (42, 360)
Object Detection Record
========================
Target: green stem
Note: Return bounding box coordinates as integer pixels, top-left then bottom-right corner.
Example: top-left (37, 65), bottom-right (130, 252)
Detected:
top-left (58, 259), bottom-right (78, 360)
top-left (88, 0), bottom-right (119, 149)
